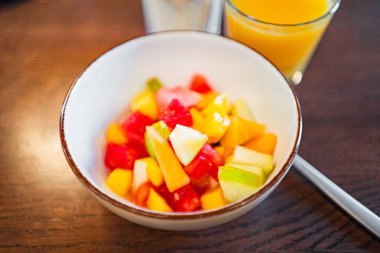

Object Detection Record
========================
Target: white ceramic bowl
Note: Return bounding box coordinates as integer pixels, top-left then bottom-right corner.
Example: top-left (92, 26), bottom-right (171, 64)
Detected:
top-left (60, 31), bottom-right (302, 231)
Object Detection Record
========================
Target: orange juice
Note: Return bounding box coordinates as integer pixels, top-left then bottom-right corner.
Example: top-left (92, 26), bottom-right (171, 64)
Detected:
top-left (225, 0), bottom-right (338, 83)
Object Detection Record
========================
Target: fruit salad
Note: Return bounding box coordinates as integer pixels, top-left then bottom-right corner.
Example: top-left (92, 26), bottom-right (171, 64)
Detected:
top-left (104, 75), bottom-right (277, 212)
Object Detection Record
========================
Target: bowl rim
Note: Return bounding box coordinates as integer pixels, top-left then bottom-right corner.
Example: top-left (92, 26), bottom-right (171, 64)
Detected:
top-left (59, 30), bottom-right (302, 220)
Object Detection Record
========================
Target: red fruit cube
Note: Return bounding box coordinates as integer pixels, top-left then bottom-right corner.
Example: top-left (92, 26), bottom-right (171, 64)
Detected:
top-left (121, 111), bottom-right (154, 139)
top-left (184, 143), bottom-right (222, 179)
top-left (120, 111), bottom-right (154, 155)
top-left (159, 99), bottom-right (193, 129)
top-left (171, 184), bottom-right (201, 212)
top-left (190, 175), bottom-right (210, 196)
top-left (152, 183), bottom-right (201, 212)
top-left (104, 143), bottom-right (139, 170)
top-left (189, 74), bottom-right (213, 94)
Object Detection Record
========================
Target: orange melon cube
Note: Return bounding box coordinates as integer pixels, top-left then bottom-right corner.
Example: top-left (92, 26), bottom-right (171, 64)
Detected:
top-left (146, 126), bottom-right (190, 192)
top-left (244, 133), bottom-right (277, 155)
top-left (201, 186), bottom-right (227, 210)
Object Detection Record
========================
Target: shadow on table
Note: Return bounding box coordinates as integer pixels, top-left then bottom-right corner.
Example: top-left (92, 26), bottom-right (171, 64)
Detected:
top-left (0, 0), bottom-right (28, 8)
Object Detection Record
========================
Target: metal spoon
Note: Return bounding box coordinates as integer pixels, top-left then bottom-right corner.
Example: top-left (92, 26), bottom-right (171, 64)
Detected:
top-left (293, 155), bottom-right (380, 238)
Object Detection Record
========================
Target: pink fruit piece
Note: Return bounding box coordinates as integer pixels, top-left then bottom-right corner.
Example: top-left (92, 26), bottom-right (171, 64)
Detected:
top-left (156, 86), bottom-right (201, 113)
top-left (159, 99), bottom-right (193, 130)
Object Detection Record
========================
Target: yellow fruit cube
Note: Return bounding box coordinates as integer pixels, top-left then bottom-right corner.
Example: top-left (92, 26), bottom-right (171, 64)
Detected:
top-left (202, 93), bottom-right (232, 115)
top-left (196, 91), bottom-right (218, 109)
top-left (106, 123), bottom-right (128, 144)
top-left (106, 169), bottom-right (132, 197)
top-left (131, 90), bottom-right (158, 119)
top-left (145, 158), bottom-right (164, 187)
top-left (201, 186), bottom-right (227, 210)
top-left (147, 188), bottom-right (172, 212)
top-left (203, 112), bottom-right (231, 143)
top-left (190, 108), bottom-right (205, 133)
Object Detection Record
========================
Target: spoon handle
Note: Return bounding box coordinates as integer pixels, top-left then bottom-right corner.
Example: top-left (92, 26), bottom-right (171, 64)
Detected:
top-left (293, 155), bottom-right (380, 238)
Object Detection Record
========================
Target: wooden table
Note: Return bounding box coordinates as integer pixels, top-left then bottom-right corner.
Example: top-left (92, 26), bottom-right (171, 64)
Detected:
top-left (1, 0), bottom-right (379, 252)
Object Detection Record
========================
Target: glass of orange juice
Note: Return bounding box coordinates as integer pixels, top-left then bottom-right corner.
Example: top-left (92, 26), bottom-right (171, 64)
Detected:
top-left (225, 0), bottom-right (341, 84)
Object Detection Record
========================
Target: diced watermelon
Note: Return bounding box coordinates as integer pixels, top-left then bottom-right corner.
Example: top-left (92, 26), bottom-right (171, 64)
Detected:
top-left (121, 111), bottom-right (154, 138)
top-left (190, 175), bottom-right (210, 196)
top-left (184, 143), bottom-right (222, 179)
top-left (189, 74), bottom-right (213, 93)
top-left (120, 111), bottom-right (154, 156)
top-left (156, 86), bottom-right (201, 113)
top-left (152, 183), bottom-right (201, 212)
top-left (159, 99), bottom-right (193, 130)
top-left (104, 143), bottom-right (139, 170)
top-left (171, 184), bottom-right (201, 212)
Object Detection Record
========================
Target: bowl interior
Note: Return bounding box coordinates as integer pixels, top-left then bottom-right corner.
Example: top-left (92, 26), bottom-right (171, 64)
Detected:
top-left (62, 31), bottom-right (300, 214)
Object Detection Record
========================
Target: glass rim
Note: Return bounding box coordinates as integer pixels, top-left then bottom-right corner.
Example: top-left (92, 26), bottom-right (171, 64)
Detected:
top-left (226, 0), bottom-right (341, 27)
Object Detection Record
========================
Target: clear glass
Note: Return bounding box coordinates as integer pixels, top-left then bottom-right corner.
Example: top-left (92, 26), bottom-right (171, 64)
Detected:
top-left (224, 0), bottom-right (341, 84)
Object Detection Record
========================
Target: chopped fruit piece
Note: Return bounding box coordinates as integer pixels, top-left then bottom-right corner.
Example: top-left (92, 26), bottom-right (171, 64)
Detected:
top-left (227, 146), bottom-right (274, 175)
top-left (147, 77), bottom-right (163, 93)
top-left (104, 143), bottom-right (139, 170)
top-left (214, 146), bottom-right (225, 158)
top-left (220, 116), bottom-right (265, 152)
top-left (184, 143), bottom-right (222, 179)
top-left (244, 133), bottom-right (277, 155)
top-left (169, 124), bottom-right (208, 166)
top-left (225, 162), bottom-right (264, 177)
top-left (152, 183), bottom-right (172, 204)
top-left (190, 108), bottom-right (204, 132)
top-left (121, 111), bottom-right (155, 137)
top-left (171, 184), bottom-right (201, 212)
top-left (203, 112), bottom-right (230, 143)
top-left (146, 188), bottom-right (172, 212)
top-left (120, 111), bottom-right (154, 157)
top-left (146, 158), bottom-right (164, 187)
top-left (201, 186), bottom-right (227, 210)
top-left (156, 86), bottom-right (201, 113)
top-left (210, 164), bottom-right (219, 182)
top-left (134, 182), bottom-right (151, 207)
top-left (131, 90), bottom-right (158, 120)
top-left (190, 175), bottom-right (210, 195)
top-left (219, 165), bottom-right (264, 202)
top-left (202, 93), bottom-right (232, 115)
top-left (196, 91), bottom-right (218, 109)
top-left (106, 169), bottom-right (133, 197)
top-left (189, 74), bottom-right (213, 93)
top-left (131, 158), bottom-right (150, 192)
top-left (231, 99), bottom-right (256, 121)
top-left (159, 99), bottom-right (193, 130)
top-left (146, 126), bottom-right (190, 192)
top-left (145, 121), bottom-right (170, 158)
top-left (106, 123), bottom-right (128, 144)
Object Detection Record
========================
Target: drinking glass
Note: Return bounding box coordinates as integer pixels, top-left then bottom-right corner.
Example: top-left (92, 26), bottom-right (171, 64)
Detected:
top-left (224, 0), bottom-right (341, 84)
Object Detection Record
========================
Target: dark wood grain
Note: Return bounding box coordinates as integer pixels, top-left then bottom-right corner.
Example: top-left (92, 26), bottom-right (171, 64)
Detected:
top-left (0, 0), bottom-right (379, 252)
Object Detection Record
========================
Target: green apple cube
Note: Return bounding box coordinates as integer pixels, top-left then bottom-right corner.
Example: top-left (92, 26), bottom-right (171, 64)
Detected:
top-left (225, 162), bottom-right (264, 178)
top-left (146, 77), bottom-right (163, 93)
top-left (145, 121), bottom-right (170, 158)
top-left (169, 124), bottom-right (208, 166)
top-left (219, 165), bottom-right (264, 202)
top-left (232, 99), bottom-right (256, 121)
top-left (227, 146), bottom-right (274, 175)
